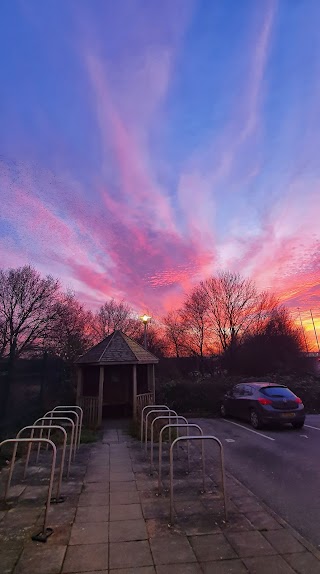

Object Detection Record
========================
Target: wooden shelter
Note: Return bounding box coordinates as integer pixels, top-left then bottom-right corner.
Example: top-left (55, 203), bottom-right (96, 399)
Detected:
top-left (76, 330), bottom-right (158, 427)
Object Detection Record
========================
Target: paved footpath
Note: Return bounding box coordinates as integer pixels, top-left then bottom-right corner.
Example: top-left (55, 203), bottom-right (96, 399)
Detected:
top-left (1, 422), bottom-right (320, 573)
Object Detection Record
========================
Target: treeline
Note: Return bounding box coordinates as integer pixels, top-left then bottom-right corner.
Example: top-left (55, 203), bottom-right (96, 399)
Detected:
top-left (0, 266), bottom-right (303, 419)
top-left (162, 271), bottom-right (303, 374)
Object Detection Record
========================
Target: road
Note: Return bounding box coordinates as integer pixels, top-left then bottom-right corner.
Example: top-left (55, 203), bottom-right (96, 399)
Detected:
top-left (192, 414), bottom-right (320, 549)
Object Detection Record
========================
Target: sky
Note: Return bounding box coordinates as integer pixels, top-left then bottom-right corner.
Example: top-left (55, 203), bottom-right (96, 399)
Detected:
top-left (0, 0), bottom-right (320, 349)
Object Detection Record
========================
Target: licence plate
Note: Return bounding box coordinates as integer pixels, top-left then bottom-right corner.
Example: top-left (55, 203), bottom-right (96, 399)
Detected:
top-left (281, 413), bottom-right (295, 418)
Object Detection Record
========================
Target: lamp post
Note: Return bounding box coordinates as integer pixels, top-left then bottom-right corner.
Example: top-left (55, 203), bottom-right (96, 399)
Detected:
top-left (140, 314), bottom-right (151, 350)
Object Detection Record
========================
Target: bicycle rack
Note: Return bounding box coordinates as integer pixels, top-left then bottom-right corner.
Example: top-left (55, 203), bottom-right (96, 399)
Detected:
top-left (53, 405), bottom-right (83, 449)
top-left (140, 405), bottom-right (169, 446)
top-left (169, 435), bottom-right (227, 524)
top-left (150, 415), bottom-right (189, 472)
top-left (145, 409), bottom-right (177, 454)
top-left (158, 423), bottom-right (205, 494)
top-left (25, 416), bottom-right (75, 479)
top-left (16, 425), bottom-right (67, 504)
top-left (0, 437), bottom-right (56, 542)
top-left (37, 410), bottom-right (79, 462)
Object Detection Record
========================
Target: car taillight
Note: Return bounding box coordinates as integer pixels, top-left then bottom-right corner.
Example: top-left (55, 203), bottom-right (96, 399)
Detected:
top-left (295, 397), bottom-right (302, 404)
top-left (258, 398), bottom-right (272, 406)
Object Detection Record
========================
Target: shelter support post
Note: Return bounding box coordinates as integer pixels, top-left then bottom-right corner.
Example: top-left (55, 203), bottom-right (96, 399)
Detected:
top-left (76, 367), bottom-right (83, 405)
top-left (133, 364), bottom-right (137, 421)
top-left (98, 366), bottom-right (104, 427)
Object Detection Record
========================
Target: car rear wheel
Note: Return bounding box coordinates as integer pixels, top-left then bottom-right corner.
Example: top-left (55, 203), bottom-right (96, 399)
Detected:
top-left (220, 403), bottom-right (227, 417)
top-left (250, 409), bottom-right (262, 429)
top-left (292, 421), bottom-right (304, 429)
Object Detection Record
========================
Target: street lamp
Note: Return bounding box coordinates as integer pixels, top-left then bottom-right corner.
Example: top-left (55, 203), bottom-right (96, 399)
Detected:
top-left (140, 314), bottom-right (151, 350)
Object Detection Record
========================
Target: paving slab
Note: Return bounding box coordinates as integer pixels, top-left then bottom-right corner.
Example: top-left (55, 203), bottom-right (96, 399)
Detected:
top-left (156, 564), bottom-right (203, 574)
top-left (200, 560), bottom-right (248, 574)
top-left (225, 530), bottom-right (276, 558)
top-left (110, 503), bottom-right (143, 521)
top-left (109, 540), bottom-right (153, 569)
top-left (75, 505), bottom-right (109, 523)
top-left (284, 551), bottom-right (320, 574)
top-left (245, 510), bottom-right (283, 531)
top-left (109, 518), bottom-right (148, 542)
top-left (82, 482), bottom-right (109, 493)
top-left (150, 535), bottom-right (197, 565)
top-left (62, 543), bottom-right (108, 572)
top-left (110, 568), bottom-right (155, 574)
top-left (189, 533), bottom-right (237, 562)
top-left (263, 529), bottom-right (306, 554)
top-left (78, 492), bottom-right (109, 506)
top-left (110, 490), bottom-right (140, 505)
top-left (69, 522), bottom-right (109, 545)
top-left (243, 555), bottom-right (296, 574)
top-left (14, 544), bottom-right (66, 574)
top-left (1, 541), bottom-right (23, 574)
top-left (110, 481), bottom-right (137, 492)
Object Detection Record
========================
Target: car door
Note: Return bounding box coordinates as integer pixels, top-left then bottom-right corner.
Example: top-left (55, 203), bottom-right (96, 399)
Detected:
top-left (242, 384), bottom-right (254, 421)
top-left (228, 384), bottom-right (242, 417)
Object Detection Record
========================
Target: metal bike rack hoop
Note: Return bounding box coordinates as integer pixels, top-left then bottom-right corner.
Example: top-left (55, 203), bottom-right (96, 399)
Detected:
top-left (169, 435), bottom-right (227, 524)
top-left (39, 410), bottom-right (79, 462)
top-left (53, 405), bottom-right (83, 449)
top-left (158, 422), bottom-right (205, 494)
top-left (145, 409), bottom-right (177, 454)
top-left (150, 415), bottom-right (188, 472)
top-left (16, 425), bottom-right (67, 504)
top-left (25, 416), bottom-right (75, 479)
top-left (140, 405), bottom-right (169, 445)
top-left (0, 437), bottom-right (56, 542)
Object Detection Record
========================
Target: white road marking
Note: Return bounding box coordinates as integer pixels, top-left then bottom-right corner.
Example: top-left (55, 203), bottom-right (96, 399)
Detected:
top-left (225, 438), bottom-right (235, 443)
top-left (305, 424), bottom-right (320, 431)
top-left (222, 419), bottom-right (275, 441)
top-left (300, 435), bottom-right (308, 439)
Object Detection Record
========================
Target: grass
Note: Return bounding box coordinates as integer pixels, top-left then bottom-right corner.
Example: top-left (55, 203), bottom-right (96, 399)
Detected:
top-left (80, 427), bottom-right (102, 443)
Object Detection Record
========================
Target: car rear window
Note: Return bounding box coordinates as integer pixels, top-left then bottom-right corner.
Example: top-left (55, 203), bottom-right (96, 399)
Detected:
top-left (261, 386), bottom-right (295, 399)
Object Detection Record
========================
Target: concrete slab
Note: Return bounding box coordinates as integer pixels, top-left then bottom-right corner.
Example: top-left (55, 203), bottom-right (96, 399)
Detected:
top-left (14, 544), bottom-right (66, 574)
top-left (156, 564), bottom-right (203, 574)
top-left (69, 522), bottom-right (109, 545)
top-left (110, 472), bottom-right (134, 482)
top-left (110, 491), bottom-right (140, 505)
top-left (62, 543), bottom-right (108, 572)
top-left (225, 531), bottom-right (276, 558)
top-left (82, 482), bottom-right (109, 493)
top-left (189, 533), bottom-right (237, 562)
top-left (109, 540), bottom-right (153, 569)
top-left (110, 481), bottom-right (137, 492)
top-left (1, 541), bottom-right (22, 574)
top-left (245, 511), bottom-right (283, 531)
top-left (243, 555), bottom-right (296, 574)
top-left (78, 492), bottom-right (109, 507)
top-left (150, 535), bottom-right (197, 565)
top-left (75, 505), bottom-right (109, 523)
top-left (284, 551), bottom-right (320, 574)
top-left (141, 501), bottom-right (171, 520)
top-left (109, 518), bottom-right (148, 542)
top-left (263, 530), bottom-right (306, 554)
top-left (110, 503), bottom-right (143, 521)
top-left (110, 568), bottom-right (155, 574)
top-left (200, 559), bottom-right (248, 573)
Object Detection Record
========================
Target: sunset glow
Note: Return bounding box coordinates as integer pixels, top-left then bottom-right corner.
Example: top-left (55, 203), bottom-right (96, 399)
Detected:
top-left (0, 1), bottom-right (319, 345)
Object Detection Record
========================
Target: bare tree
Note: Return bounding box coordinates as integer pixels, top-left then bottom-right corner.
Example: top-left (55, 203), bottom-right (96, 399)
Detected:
top-left (180, 286), bottom-right (210, 360)
top-left (201, 271), bottom-right (266, 354)
top-left (48, 292), bottom-right (95, 364)
top-left (0, 265), bottom-right (60, 417)
top-left (163, 311), bottom-right (186, 357)
top-left (94, 299), bottom-right (140, 340)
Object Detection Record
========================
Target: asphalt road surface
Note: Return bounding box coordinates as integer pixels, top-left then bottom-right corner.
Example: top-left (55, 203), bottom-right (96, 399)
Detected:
top-left (192, 414), bottom-right (320, 549)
